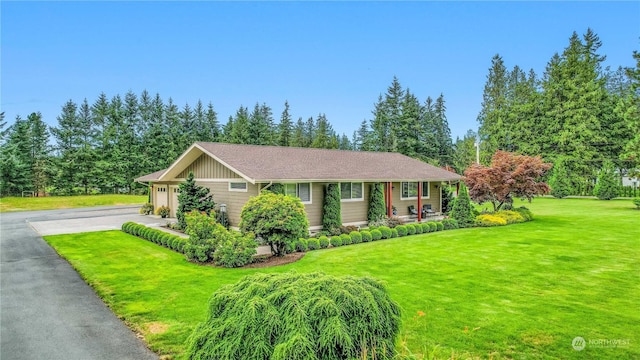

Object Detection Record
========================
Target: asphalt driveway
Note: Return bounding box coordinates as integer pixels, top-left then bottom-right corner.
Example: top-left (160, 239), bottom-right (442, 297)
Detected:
top-left (1, 206), bottom-right (160, 360)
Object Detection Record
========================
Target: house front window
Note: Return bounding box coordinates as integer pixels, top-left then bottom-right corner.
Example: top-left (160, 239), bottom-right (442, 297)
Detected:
top-left (401, 182), bottom-right (430, 199)
top-left (284, 183), bottom-right (312, 204)
top-left (229, 182), bottom-right (248, 192)
top-left (340, 182), bottom-right (363, 201)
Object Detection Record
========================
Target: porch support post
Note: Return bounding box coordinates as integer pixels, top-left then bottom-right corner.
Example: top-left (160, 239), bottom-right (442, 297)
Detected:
top-left (417, 182), bottom-right (422, 222)
top-left (387, 182), bottom-right (393, 217)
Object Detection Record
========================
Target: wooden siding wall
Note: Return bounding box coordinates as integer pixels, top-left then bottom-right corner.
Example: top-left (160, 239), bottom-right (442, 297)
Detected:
top-left (200, 182), bottom-right (258, 226)
top-left (392, 182), bottom-right (441, 216)
top-left (177, 154), bottom-right (241, 179)
top-left (341, 183), bottom-right (371, 224)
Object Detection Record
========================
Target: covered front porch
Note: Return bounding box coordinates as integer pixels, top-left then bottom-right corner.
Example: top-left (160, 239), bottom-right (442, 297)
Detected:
top-left (383, 181), bottom-right (457, 223)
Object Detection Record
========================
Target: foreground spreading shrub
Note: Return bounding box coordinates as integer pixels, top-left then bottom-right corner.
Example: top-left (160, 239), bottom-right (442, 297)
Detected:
top-left (475, 214), bottom-right (507, 227)
top-left (240, 192), bottom-right (309, 256)
top-left (185, 272), bottom-right (401, 360)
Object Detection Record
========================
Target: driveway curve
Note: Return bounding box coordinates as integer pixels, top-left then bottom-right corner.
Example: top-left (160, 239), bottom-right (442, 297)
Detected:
top-left (1, 206), bottom-right (159, 360)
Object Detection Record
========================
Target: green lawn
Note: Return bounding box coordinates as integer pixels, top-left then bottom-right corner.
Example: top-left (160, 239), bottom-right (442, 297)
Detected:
top-left (44, 198), bottom-right (640, 359)
top-left (0, 194), bottom-right (147, 212)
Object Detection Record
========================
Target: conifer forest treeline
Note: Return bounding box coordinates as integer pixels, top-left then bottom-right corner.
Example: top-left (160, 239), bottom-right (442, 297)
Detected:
top-left (1, 29), bottom-right (638, 197)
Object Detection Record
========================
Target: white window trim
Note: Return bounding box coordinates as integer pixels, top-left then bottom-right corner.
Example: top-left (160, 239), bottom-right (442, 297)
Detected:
top-left (283, 182), bottom-right (312, 205)
top-left (228, 181), bottom-right (248, 192)
top-left (400, 182), bottom-right (418, 200)
top-left (340, 182), bottom-right (364, 202)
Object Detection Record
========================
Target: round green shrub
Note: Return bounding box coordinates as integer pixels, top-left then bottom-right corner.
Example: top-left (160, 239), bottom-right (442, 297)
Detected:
top-left (318, 236), bottom-right (330, 249)
top-left (330, 236), bottom-right (343, 247)
top-left (349, 231), bottom-right (362, 244)
top-left (185, 272), bottom-right (401, 360)
top-left (396, 225), bottom-right (408, 237)
top-left (240, 192), bottom-right (309, 257)
top-left (435, 222), bottom-right (444, 231)
top-left (361, 230), bottom-right (372, 242)
top-left (307, 238), bottom-right (320, 250)
top-left (340, 233), bottom-right (352, 245)
top-left (428, 222), bottom-right (437, 232)
top-left (421, 223), bottom-right (431, 233)
top-left (391, 228), bottom-right (398, 238)
top-left (414, 223), bottom-right (424, 234)
top-left (406, 224), bottom-right (416, 235)
top-left (295, 239), bottom-right (308, 252)
top-left (378, 226), bottom-right (392, 239)
top-left (370, 229), bottom-right (382, 241)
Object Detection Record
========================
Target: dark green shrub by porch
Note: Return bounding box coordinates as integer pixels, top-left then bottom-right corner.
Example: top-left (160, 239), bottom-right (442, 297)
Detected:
top-left (185, 272), bottom-right (401, 360)
top-left (322, 183), bottom-right (342, 234)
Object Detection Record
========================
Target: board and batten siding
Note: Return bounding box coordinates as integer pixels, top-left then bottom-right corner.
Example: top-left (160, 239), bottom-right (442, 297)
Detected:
top-left (199, 182), bottom-right (258, 227)
top-left (392, 181), bottom-right (441, 216)
top-left (340, 183), bottom-right (371, 224)
top-left (177, 154), bottom-right (242, 179)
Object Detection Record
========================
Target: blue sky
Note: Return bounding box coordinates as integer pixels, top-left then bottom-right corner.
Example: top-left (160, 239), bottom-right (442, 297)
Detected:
top-left (2, 1), bottom-right (638, 140)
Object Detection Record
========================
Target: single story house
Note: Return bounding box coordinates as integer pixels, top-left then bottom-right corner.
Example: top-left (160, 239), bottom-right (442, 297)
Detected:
top-left (135, 142), bottom-right (462, 231)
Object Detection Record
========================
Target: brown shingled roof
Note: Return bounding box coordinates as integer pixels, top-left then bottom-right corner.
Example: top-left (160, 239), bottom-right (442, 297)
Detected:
top-left (135, 168), bottom-right (166, 182)
top-left (183, 142), bottom-right (461, 183)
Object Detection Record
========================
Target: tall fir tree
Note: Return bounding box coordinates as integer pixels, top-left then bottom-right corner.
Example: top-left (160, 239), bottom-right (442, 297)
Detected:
top-left (277, 101), bottom-right (292, 147)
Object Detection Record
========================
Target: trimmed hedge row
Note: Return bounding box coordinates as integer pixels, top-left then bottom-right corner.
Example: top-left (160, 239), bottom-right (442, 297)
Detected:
top-left (121, 222), bottom-right (187, 253)
top-left (292, 220), bottom-right (452, 253)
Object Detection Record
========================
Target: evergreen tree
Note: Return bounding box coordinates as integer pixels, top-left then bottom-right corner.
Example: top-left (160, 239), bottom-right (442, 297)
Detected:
top-left (75, 100), bottom-right (97, 194)
top-left (621, 50), bottom-right (640, 168)
top-left (0, 116), bottom-right (32, 195)
top-left (312, 113), bottom-right (337, 149)
top-left (277, 101), bottom-right (292, 146)
top-left (450, 182), bottom-right (475, 228)
top-left (248, 103), bottom-right (275, 145)
top-left (453, 130), bottom-right (478, 174)
top-left (549, 157), bottom-right (572, 198)
top-left (177, 171), bottom-right (216, 229)
top-left (229, 106), bottom-right (251, 144)
top-left (291, 117), bottom-right (306, 147)
top-left (434, 94), bottom-right (454, 166)
top-left (477, 54), bottom-right (509, 161)
top-left (51, 100), bottom-right (80, 194)
top-left (368, 183), bottom-right (386, 222)
top-left (593, 160), bottom-right (619, 200)
top-left (353, 120), bottom-right (372, 151)
top-left (204, 102), bottom-right (221, 142)
top-left (322, 183), bottom-right (342, 234)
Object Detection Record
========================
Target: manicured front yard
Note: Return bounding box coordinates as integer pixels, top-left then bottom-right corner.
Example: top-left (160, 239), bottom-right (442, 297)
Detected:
top-left (0, 194), bottom-right (147, 212)
top-left (44, 198), bottom-right (640, 359)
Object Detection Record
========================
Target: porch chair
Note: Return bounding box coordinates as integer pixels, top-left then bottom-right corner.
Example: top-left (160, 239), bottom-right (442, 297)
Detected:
top-left (408, 205), bottom-right (418, 218)
top-left (422, 204), bottom-right (435, 217)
